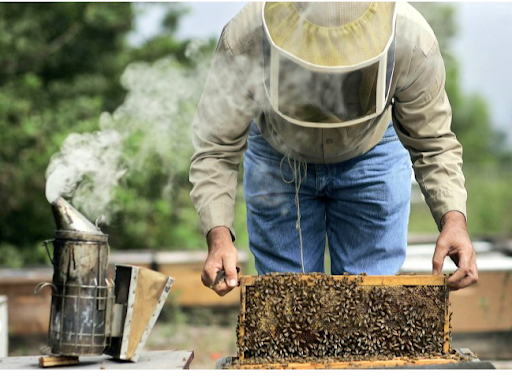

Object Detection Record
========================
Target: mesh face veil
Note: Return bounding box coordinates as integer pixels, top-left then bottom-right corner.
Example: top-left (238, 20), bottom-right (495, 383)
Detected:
top-left (262, 2), bottom-right (397, 128)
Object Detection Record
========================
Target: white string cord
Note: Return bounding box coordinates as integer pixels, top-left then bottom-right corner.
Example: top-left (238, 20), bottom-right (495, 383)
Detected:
top-left (280, 155), bottom-right (308, 273)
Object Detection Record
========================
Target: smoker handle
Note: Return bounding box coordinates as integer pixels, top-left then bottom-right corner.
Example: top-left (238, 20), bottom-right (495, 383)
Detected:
top-left (42, 239), bottom-right (55, 265)
top-left (34, 282), bottom-right (57, 294)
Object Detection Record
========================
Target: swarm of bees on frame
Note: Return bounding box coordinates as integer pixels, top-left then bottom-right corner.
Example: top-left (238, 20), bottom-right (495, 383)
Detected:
top-left (235, 273), bottom-right (452, 366)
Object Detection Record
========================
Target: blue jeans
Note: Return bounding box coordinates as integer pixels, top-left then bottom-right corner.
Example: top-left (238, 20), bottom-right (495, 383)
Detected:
top-left (243, 120), bottom-right (412, 275)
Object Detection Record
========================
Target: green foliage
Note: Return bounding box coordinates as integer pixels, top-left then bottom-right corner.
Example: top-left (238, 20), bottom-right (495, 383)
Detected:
top-left (408, 3), bottom-right (512, 237)
top-left (413, 3), bottom-right (508, 165)
top-left (464, 164), bottom-right (512, 235)
top-left (0, 243), bottom-right (50, 268)
top-left (0, 3), bottom-right (134, 265)
top-left (409, 163), bottom-right (512, 237)
top-left (0, 3), bottom-right (215, 265)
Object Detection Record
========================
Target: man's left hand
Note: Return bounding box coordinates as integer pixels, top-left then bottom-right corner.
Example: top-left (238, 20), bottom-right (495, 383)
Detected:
top-left (432, 211), bottom-right (478, 290)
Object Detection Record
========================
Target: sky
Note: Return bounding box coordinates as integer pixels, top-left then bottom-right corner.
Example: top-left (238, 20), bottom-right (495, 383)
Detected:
top-left (131, 1), bottom-right (512, 147)
top-left (452, 2), bottom-right (512, 145)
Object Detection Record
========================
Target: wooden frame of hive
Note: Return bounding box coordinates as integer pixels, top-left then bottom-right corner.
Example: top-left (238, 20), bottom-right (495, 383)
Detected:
top-left (233, 274), bottom-right (454, 369)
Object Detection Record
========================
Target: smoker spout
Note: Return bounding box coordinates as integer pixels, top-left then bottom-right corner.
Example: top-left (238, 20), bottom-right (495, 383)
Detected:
top-left (51, 197), bottom-right (102, 233)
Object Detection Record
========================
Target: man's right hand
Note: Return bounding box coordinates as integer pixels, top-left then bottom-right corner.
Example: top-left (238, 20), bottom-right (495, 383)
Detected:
top-left (202, 226), bottom-right (239, 296)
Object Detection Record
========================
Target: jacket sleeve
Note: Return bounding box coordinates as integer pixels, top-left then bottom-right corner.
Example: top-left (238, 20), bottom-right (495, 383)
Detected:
top-left (189, 26), bottom-right (259, 240)
top-left (392, 38), bottom-right (467, 231)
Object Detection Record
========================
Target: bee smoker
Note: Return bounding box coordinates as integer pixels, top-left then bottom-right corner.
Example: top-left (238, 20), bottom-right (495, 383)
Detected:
top-left (37, 197), bottom-right (173, 362)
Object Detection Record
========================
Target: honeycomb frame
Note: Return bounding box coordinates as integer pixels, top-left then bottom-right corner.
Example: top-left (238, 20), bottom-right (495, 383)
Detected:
top-left (236, 273), bottom-right (451, 366)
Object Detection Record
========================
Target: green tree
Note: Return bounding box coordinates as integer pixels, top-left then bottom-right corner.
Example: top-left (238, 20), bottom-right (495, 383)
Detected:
top-left (413, 3), bottom-right (506, 164)
top-left (0, 3), bottom-right (133, 266)
top-left (411, 3), bottom-right (512, 236)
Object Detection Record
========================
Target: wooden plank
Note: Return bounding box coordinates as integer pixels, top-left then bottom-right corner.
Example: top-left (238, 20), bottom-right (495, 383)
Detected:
top-left (240, 274), bottom-right (446, 287)
top-left (110, 250), bottom-right (249, 307)
top-left (0, 350), bottom-right (193, 370)
top-left (227, 355), bottom-right (462, 369)
top-left (444, 277), bottom-right (451, 354)
top-left (239, 279), bottom-right (247, 361)
top-left (449, 271), bottom-right (512, 332)
top-left (357, 275), bottom-right (446, 286)
top-left (38, 356), bottom-right (79, 368)
top-left (158, 263), bottom-right (241, 307)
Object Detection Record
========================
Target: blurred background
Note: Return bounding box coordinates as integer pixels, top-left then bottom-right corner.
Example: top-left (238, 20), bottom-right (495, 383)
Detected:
top-left (0, 2), bottom-right (511, 369)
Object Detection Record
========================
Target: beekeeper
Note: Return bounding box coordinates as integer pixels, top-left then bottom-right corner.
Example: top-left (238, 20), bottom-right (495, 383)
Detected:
top-left (189, 2), bottom-right (478, 296)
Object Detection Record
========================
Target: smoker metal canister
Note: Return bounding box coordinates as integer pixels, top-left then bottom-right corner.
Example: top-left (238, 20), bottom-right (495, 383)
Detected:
top-left (44, 229), bottom-right (113, 356)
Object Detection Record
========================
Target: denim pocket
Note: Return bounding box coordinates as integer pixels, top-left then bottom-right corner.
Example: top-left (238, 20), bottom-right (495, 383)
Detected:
top-left (380, 125), bottom-right (399, 143)
top-left (248, 133), bottom-right (263, 140)
top-left (380, 135), bottom-right (399, 143)
top-left (374, 120), bottom-right (398, 143)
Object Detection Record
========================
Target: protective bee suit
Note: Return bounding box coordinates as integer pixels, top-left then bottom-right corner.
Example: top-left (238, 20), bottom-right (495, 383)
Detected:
top-left (189, 3), bottom-right (474, 287)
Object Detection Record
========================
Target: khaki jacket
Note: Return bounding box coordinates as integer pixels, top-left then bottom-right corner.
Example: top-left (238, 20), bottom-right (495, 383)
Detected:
top-left (189, 2), bottom-right (467, 239)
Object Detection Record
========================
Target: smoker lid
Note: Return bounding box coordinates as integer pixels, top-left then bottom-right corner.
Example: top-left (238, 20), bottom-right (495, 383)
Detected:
top-left (51, 197), bottom-right (103, 234)
top-left (54, 230), bottom-right (108, 242)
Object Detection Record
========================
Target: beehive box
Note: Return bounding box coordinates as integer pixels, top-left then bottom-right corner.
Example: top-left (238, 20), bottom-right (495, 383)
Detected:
top-left (229, 273), bottom-right (464, 369)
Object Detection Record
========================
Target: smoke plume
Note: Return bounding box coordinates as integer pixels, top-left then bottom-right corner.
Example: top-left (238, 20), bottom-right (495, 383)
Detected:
top-left (45, 40), bottom-right (211, 222)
